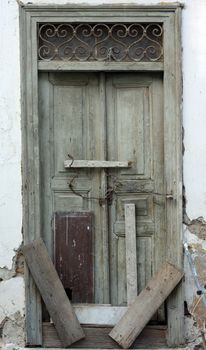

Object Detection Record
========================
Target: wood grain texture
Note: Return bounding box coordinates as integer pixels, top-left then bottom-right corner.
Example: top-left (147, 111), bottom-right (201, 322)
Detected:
top-left (54, 212), bottom-right (94, 303)
top-left (42, 323), bottom-right (167, 349)
top-left (109, 262), bottom-right (183, 349)
top-left (98, 72), bottom-right (110, 304)
top-left (164, 9), bottom-right (184, 346)
top-left (22, 238), bottom-right (85, 347)
top-left (125, 204), bottom-right (137, 305)
top-left (21, 9), bottom-right (43, 346)
top-left (64, 160), bottom-right (131, 168)
top-left (38, 61), bottom-right (164, 72)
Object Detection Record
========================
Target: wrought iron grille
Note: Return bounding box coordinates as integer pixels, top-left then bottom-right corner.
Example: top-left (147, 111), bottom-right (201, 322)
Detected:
top-left (38, 23), bottom-right (163, 62)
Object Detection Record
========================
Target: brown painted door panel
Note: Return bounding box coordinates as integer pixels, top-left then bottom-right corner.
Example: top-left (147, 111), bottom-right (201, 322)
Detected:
top-left (54, 211), bottom-right (94, 303)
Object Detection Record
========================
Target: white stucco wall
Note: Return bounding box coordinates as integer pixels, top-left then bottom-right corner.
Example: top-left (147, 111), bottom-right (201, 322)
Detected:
top-left (0, 1), bottom-right (25, 344)
top-left (0, 0), bottom-right (22, 270)
top-left (183, 0), bottom-right (206, 219)
top-left (1, 0), bottom-right (206, 347)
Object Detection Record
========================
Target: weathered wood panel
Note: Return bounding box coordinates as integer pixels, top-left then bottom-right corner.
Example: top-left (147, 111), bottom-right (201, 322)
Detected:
top-left (42, 323), bottom-right (167, 349)
top-left (109, 262), bottom-right (183, 349)
top-left (64, 160), bottom-right (131, 168)
top-left (22, 238), bottom-right (85, 347)
top-left (54, 212), bottom-right (94, 303)
top-left (125, 204), bottom-right (137, 305)
top-left (38, 61), bottom-right (164, 72)
top-left (164, 10), bottom-right (184, 346)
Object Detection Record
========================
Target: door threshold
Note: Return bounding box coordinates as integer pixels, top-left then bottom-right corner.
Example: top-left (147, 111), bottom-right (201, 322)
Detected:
top-left (42, 323), bottom-right (169, 349)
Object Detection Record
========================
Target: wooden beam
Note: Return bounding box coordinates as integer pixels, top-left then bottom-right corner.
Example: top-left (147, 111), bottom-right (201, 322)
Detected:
top-left (42, 322), bottom-right (167, 349)
top-left (64, 160), bottom-right (131, 168)
top-left (125, 204), bottom-right (138, 305)
top-left (22, 238), bottom-right (85, 348)
top-left (38, 61), bottom-right (164, 72)
top-left (109, 262), bottom-right (184, 349)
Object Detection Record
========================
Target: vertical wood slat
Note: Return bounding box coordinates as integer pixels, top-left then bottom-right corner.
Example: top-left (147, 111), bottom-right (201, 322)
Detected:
top-left (22, 238), bottom-right (85, 348)
top-left (21, 11), bottom-right (42, 346)
top-left (125, 204), bottom-right (138, 305)
top-left (99, 72), bottom-right (110, 303)
top-left (164, 10), bottom-right (184, 346)
top-left (54, 212), bottom-right (94, 303)
top-left (109, 262), bottom-right (184, 349)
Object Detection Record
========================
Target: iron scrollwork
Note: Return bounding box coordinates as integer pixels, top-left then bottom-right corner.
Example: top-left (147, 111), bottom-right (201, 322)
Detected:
top-left (38, 23), bottom-right (163, 62)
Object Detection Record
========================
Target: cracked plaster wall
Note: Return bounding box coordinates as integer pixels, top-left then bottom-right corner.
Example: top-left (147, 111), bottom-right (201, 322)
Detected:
top-left (1, 0), bottom-right (206, 348)
top-left (0, 0), bottom-right (25, 348)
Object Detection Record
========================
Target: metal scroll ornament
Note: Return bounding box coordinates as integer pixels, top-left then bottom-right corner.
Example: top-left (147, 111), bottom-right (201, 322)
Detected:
top-left (38, 23), bottom-right (163, 62)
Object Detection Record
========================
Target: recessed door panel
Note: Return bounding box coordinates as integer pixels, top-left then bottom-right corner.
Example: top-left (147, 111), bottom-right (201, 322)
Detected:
top-left (107, 77), bottom-right (152, 178)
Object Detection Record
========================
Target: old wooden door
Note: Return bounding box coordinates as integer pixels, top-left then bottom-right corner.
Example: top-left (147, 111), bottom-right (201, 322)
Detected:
top-left (39, 70), bottom-right (165, 329)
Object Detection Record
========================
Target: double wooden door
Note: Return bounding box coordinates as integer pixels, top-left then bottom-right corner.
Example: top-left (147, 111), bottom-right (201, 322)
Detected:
top-left (39, 71), bottom-right (165, 320)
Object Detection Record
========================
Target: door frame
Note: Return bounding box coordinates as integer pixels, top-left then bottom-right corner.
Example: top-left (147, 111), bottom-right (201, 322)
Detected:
top-left (20, 4), bottom-right (183, 347)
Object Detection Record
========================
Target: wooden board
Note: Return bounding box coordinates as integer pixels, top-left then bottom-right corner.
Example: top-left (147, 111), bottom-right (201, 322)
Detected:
top-left (64, 160), bottom-right (131, 168)
top-left (42, 323), bottom-right (167, 349)
top-left (54, 212), bottom-right (94, 303)
top-left (125, 204), bottom-right (137, 305)
top-left (22, 238), bottom-right (85, 347)
top-left (109, 262), bottom-right (183, 349)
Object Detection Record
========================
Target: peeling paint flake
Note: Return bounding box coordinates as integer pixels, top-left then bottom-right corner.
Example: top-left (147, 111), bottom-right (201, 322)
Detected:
top-left (188, 217), bottom-right (206, 240)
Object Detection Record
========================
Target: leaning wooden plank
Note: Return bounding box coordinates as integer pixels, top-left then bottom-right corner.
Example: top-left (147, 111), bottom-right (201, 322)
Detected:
top-left (64, 160), bottom-right (131, 168)
top-left (125, 204), bottom-right (137, 305)
top-left (109, 262), bottom-right (184, 349)
top-left (22, 238), bottom-right (85, 348)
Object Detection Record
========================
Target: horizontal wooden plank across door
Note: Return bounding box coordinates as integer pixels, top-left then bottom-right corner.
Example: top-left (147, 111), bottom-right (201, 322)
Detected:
top-left (42, 323), bottom-right (167, 349)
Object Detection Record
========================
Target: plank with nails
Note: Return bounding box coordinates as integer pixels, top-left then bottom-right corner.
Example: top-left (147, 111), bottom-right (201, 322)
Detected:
top-left (125, 203), bottom-right (138, 306)
top-left (64, 160), bottom-right (131, 168)
top-left (22, 238), bottom-right (85, 348)
top-left (109, 261), bottom-right (184, 349)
